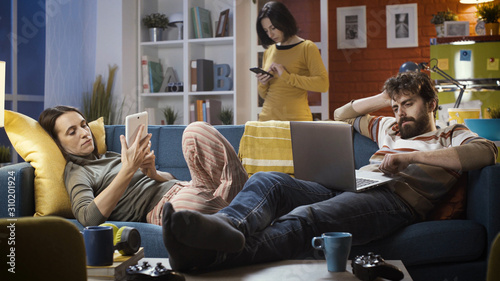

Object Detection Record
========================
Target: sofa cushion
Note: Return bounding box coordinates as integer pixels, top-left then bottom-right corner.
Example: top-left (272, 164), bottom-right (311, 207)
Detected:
top-left (427, 173), bottom-right (467, 221)
top-left (350, 220), bottom-right (485, 266)
top-left (4, 111), bottom-right (105, 218)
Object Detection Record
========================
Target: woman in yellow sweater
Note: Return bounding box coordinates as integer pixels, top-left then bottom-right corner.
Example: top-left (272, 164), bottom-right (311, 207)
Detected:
top-left (255, 1), bottom-right (329, 121)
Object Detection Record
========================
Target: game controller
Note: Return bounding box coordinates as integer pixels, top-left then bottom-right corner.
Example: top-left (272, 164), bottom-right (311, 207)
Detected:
top-left (126, 261), bottom-right (185, 281)
top-left (351, 252), bottom-right (404, 281)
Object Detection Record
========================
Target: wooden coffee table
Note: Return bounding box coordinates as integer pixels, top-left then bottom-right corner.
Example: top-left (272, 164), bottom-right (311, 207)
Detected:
top-left (139, 258), bottom-right (413, 281)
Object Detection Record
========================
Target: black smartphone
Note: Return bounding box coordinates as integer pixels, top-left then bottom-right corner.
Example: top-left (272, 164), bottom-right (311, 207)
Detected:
top-left (249, 67), bottom-right (274, 77)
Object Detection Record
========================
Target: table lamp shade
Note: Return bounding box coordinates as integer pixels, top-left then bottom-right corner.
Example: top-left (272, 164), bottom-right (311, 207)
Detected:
top-left (0, 61), bottom-right (5, 127)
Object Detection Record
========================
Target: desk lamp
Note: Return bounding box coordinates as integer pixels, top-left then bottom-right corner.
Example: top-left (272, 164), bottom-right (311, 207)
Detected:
top-left (169, 13), bottom-right (183, 40)
top-left (419, 60), bottom-right (467, 108)
top-left (399, 61), bottom-right (466, 108)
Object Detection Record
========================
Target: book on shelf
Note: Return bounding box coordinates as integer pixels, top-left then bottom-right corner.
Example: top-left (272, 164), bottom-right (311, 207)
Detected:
top-left (87, 247), bottom-right (144, 281)
top-left (190, 60), bottom-right (197, 91)
top-left (190, 103), bottom-right (196, 123)
top-left (192, 6), bottom-right (213, 38)
top-left (206, 99), bottom-right (222, 125)
top-left (191, 7), bottom-right (200, 38)
top-left (193, 99), bottom-right (222, 125)
top-left (196, 99), bottom-right (205, 122)
top-left (196, 59), bottom-right (214, 91)
top-left (148, 57), bottom-right (163, 93)
top-left (141, 56), bottom-right (150, 93)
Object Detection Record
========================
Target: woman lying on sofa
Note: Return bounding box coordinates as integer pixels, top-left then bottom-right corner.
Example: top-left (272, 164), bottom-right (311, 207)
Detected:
top-left (38, 106), bottom-right (248, 227)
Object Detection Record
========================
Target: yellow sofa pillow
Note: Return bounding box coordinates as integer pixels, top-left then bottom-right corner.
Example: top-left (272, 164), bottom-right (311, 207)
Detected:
top-left (4, 111), bottom-right (106, 218)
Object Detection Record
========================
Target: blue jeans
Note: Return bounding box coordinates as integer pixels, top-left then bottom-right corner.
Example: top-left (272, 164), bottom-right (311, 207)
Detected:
top-left (216, 172), bottom-right (416, 267)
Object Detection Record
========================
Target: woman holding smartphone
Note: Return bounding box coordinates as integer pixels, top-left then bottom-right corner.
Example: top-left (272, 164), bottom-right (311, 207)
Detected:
top-left (255, 1), bottom-right (329, 121)
top-left (38, 106), bottom-right (248, 227)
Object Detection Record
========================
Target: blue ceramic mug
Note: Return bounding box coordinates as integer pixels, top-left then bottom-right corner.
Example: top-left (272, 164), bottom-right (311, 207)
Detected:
top-left (312, 232), bottom-right (352, 272)
top-left (83, 226), bottom-right (114, 266)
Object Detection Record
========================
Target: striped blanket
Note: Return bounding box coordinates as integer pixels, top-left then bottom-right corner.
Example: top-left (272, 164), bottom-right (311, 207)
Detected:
top-left (238, 121), bottom-right (294, 177)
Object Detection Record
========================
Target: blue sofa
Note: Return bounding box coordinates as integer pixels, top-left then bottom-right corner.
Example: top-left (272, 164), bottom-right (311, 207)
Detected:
top-left (1, 124), bottom-right (499, 281)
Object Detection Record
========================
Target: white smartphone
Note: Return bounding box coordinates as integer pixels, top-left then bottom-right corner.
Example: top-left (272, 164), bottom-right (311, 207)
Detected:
top-left (125, 111), bottom-right (148, 146)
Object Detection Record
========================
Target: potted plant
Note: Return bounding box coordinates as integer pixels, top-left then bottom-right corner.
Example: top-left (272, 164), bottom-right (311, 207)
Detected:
top-left (219, 107), bottom-right (233, 125)
top-left (162, 106), bottom-right (178, 125)
top-left (0, 145), bottom-right (11, 167)
top-left (83, 64), bottom-right (122, 125)
top-left (143, 13), bottom-right (169, 42)
top-left (476, 2), bottom-right (500, 35)
top-left (431, 9), bottom-right (458, 37)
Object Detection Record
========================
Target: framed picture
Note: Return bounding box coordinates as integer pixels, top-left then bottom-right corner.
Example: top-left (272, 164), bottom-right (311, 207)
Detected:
top-left (336, 6), bottom-right (367, 49)
top-left (386, 3), bottom-right (418, 48)
top-left (445, 21), bottom-right (470, 37)
top-left (216, 9), bottom-right (230, 37)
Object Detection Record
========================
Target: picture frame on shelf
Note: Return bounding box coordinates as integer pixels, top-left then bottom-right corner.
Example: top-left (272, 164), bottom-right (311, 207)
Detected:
top-left (216, 9), bottom-right (230, 37)
top-left (386, 3), bottom-right (418, 48)
top-left (336, 6), bottom-right (367, 49)
top-left (445, 21), bottom-right (470, 37)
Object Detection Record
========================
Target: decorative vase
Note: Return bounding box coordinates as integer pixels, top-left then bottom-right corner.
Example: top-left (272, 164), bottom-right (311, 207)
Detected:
top-left (435, 24), bottom-right (445, 38)
top-left (485, 23), bottom-right (499, 36)
top-left (149, 28), bottom-right (163, 42)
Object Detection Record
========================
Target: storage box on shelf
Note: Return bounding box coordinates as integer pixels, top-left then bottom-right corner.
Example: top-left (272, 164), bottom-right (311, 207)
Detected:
top-left (138, 0), bottom-right (238, 125)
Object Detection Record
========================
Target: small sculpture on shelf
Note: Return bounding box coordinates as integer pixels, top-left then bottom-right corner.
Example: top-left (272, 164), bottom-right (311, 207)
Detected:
top-left (143, 13), bottom-right (169, 42)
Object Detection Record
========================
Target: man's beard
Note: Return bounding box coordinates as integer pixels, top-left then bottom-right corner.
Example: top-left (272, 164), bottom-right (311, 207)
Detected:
top-left (398, 111), bottom-right (432, 139)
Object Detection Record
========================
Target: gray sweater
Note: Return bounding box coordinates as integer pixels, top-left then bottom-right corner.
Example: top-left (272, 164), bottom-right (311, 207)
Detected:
top-left (65, 152), bottom-right (176, 226)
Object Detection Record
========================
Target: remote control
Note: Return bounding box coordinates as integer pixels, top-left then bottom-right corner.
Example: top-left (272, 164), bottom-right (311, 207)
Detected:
top-left (352, 252), bottom-right (404, 281)
top-left (126, 261), bottom-right (185, 281)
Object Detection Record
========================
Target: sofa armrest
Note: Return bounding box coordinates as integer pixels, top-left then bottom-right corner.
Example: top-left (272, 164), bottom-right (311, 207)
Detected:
top-left (467, 163), bottom-right (500, 250)
top-left (0, 162), bottom-right (35, 218)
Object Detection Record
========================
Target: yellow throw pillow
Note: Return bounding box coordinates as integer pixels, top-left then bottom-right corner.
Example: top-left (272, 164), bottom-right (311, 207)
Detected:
top-left (4, 111), bottom-right (106, 218)
top-left (89, 117), bottom-right (107, 155)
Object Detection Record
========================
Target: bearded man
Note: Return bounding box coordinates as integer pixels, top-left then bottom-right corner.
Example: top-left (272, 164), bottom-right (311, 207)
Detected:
top-left (161, 71), bottom-right (498, 272)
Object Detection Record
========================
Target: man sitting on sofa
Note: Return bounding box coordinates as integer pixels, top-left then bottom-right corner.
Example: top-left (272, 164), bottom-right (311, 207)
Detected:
top-left (161, 71), bottom-right (498, 272)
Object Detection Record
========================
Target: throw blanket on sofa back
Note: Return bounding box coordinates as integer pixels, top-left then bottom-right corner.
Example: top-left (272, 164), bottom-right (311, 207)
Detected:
top-left (238, 121), bottom-right (294, 177)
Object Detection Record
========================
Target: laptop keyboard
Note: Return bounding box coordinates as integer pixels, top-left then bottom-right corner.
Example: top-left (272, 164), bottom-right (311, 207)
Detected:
top-left (356, 178), bottom-right (379, 188)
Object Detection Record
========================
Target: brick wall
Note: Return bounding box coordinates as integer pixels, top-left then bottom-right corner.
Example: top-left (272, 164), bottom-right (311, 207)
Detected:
top-left (327, 0), bottom-right (486, 118)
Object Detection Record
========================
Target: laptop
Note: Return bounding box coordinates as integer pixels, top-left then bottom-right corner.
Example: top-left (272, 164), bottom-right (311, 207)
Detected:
top-left (290, 121), bottom-right (394, 192)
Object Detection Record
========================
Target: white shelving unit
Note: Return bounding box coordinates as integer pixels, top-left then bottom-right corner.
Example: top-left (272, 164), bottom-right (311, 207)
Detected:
top-left (137, 0), bottom-right (244, 125)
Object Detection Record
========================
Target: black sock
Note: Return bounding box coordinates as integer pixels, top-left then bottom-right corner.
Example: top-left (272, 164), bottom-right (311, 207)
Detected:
top-left (161, 202), bottom-right (217, 272)
top-left (171, 209), bottom-right (245, 253)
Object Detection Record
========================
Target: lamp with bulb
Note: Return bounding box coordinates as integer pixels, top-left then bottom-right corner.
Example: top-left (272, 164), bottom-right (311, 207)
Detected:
top-left (168, 13), bottom-right (183, 40)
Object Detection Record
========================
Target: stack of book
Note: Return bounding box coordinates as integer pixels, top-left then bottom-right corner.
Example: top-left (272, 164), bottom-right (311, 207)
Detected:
top-left (190, 99), bottom-right (222, 125)
top-left (190, 59), bottom-right (214, 92)
top-left (191, 6), bottom-right (213, 38)
top-left (87, 248), bottom-right (145, 281)
top-left (141, 56), bottom-right (163, 93)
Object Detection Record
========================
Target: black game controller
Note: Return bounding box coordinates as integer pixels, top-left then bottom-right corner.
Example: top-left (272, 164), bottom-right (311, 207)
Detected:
top-left (126, 261), bottom-right (185, 281)
top-left (351, 252), bottom-right (404, 281)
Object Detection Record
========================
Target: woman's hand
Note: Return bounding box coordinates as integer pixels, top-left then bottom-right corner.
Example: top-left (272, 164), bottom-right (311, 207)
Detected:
top-left (119, 125), bottom-right (151, 175)
top-left (256, 72), bottom-right (273, 85)
top-left (269, 62), bottom-right (286, 77)
top-left (139, 148), bottom-right (175, 182)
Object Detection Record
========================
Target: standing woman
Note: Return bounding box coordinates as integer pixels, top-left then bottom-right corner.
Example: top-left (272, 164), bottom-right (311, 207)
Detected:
top-left (255, 1), bottom-right (329, 121)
